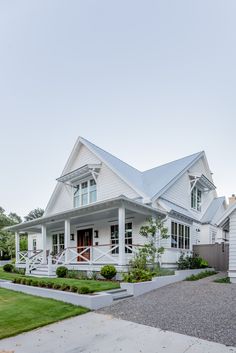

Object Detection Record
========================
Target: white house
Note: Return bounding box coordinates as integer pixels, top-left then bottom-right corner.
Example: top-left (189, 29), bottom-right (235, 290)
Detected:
top-left (217, 201), bottom-right (236, 283)
top-left (7, 137), bottom-right (226, 275)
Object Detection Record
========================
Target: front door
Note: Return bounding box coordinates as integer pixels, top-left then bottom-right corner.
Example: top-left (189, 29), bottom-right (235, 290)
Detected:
top-left (77, 228), bottom-right (92, 261)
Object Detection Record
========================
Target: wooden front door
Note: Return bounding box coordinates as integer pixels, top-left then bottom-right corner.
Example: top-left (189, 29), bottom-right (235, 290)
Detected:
top-left (77, 228), bottom-right (93, 261)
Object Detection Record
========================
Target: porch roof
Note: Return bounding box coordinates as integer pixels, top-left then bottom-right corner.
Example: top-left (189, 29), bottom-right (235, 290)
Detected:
top-left (6, 196), bottom-right (166, 233)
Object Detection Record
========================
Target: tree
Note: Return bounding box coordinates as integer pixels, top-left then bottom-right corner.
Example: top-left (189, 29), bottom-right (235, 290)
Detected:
top-left (123, 217), bottom-right (169, 282)
top-left (24, 208), bottom-right (44, 222)
top-left (0, 207), bottom-right (22, 259)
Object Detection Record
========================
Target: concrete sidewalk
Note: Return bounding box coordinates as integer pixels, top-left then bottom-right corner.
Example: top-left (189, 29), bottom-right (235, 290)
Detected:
top-left (1, 312), bottom-right (235, 353)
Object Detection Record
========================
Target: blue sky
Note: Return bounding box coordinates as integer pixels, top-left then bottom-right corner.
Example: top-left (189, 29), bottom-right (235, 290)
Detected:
top-left (0, 0), bottom-right (236, 216)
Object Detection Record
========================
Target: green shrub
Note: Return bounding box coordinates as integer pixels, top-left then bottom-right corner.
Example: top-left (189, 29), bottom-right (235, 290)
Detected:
top-left (56, 266), bottom-right (68, 278)
top-left (20, 278), bottom-right (27, 285)
top-left (123, 269), bottom-right (152, 283)
top-left (52, 283), bottom-right (61, 290)
top-left (14, 267), bottom-right (26, 275)
top-left (13, 277), bottom-right (20, 284)
top-left (40, 281), bottom-right (47, 288)
top-left (24, 279), bottom-right (32, 286)
top-left (3, 263), bottom-right (14, 272)
top-left (185, 270), bottom-right (217, 281)
top-left (31, 280), bottom-right (39, 287)
top-left (214, 277), bottom-right (231, 284)
top-left (177, 254), bottom-right (209, 270)
top-left (60, 283), bottom-right (70, 291)
top-left (77, 286), bottom-right (91, 294)
top-left (100, 265), bottom-right (117, 280)
top-left (70, 285), bottom-right (78, 293)
top-left (67, 270), bottom-right (80, 279)
top-left (46, 282), bottom-right (53, 288)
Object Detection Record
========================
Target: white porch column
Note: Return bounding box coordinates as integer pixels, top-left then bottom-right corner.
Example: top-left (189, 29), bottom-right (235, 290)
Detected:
top-left (118, 206), bottom-right (126, 266)
top-left (64, 219), bottom-right (70, 263)
top-left (229, 210), bottom-right (236, 283)
top-left (15, 232), bottom-right (20, 263)
top-left (41, 225), bottom-right (47, 264)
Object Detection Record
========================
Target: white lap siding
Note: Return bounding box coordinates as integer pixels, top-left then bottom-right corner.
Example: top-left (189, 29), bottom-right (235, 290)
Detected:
top-left (229, 210), bottom-right (236, 283)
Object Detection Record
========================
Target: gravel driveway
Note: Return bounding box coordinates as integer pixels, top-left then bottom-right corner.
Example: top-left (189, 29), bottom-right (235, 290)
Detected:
top-left (99, 274), bottom-right (236, 347)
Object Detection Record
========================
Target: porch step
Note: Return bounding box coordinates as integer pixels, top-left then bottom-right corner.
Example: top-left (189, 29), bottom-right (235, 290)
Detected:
top-left (105, 288), bottom-right (133, 301)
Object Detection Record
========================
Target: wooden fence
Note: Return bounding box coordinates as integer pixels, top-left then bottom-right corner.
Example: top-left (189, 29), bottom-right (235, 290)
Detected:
top-left (193, 243), bottom-right (229, 271)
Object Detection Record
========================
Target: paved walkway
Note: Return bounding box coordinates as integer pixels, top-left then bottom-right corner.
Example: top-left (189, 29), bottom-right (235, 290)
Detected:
top-left (100, 273), bottom-right (236, 347)
top-left (1, 312), bottom-right (235, 353)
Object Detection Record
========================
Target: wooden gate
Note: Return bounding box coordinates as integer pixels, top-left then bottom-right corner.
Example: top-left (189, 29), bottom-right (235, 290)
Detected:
top-left (193, 243), bottom-right (229, 271)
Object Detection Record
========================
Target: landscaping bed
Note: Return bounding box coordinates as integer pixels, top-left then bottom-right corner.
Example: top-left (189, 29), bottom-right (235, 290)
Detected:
top-left (0, 267), bottom-right (120, 293)
top-left (0, 287), bottom-right (88, 339)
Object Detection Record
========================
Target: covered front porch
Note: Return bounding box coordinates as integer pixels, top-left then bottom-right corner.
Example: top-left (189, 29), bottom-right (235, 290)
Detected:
top-left (13, 196), bottom-right (166, 275)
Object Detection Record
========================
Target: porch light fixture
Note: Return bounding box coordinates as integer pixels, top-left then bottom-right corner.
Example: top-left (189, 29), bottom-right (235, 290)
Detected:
top-left (70, 233), bottom-right (75, 241)
top-left (94, 230), bottom-right (99, 238)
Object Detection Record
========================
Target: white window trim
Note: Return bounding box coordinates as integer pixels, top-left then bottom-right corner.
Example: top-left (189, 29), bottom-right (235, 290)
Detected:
top-left (171, 220), bottom-right (191, 250)
top-left (73, 178), bottom-right (97, 208)
top-left (191, 186), bottom-right (202, 212)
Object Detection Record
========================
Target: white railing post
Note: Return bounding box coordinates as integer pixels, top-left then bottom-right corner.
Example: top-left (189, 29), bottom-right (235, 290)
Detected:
top-left (42, 225), bottom-right (47, 264)
top-left (48, 254), bottom-right (53, 276)
top-left (118, 205), bottom-right (126, 266)
top-left (64, 219), bottom-right (70, 264)
top-left (25, 258), bottom-right (30, 275)
top-left (15, 232), bottom-right (20, 263)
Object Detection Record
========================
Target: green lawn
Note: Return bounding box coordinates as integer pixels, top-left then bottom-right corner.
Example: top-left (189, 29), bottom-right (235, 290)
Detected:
top-left (0, 267), bottom-right (120, 292)
top-left (0, 288), bottom-right (88, 339)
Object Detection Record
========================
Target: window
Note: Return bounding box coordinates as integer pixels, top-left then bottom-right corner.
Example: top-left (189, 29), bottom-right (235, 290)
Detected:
top-left (191, 186), bottom-right (202, 211)
top-left (90, 179), bottom-right (97, 203)
top-left (171, 222), bottom-right (177, 248)
top-left (211, 230), bottom-right (216, 244)
top-left (52, 233), bottom-right (65, 255)
top-left (74, 179), bottom-right (97, 208)
top-left (111, 223), bottom-right (133, 254)
top-left (171, 221), bottom-right (190, 249)
top-left (32, 239), bottom-right (37, 252)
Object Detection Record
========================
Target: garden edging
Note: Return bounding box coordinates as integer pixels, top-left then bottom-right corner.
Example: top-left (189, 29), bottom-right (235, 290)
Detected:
top-left (0, 281), bottom-right (113, 310)
top-left (120, 268), bottom-right (213, 296)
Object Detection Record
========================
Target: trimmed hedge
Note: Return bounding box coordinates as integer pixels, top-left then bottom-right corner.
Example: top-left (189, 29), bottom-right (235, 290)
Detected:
top-left (12, 277), bottom-right (94, 294)
top-left (100, 265), bottom-right (117, 280)
top-left (185, 270), bottom-right (217, 281)
top-left (3, 264), bottom-right (14, 273)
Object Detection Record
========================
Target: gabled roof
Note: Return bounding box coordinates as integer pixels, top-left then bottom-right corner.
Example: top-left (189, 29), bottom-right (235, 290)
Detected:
top-left (201, 197), bottom-right (226, 225)
top-left (217, 201), bottom-right (236, 227)
top-left (80, 138), bottom-right (205, 200)
top-left (142, 152), bottom-right (204, 199)
top-left (45, 136), bottom-right (207, 214)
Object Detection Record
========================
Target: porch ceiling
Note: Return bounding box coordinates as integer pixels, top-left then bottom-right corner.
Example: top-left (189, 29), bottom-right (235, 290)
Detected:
top-left (6, 196), bottom-right (166, 233)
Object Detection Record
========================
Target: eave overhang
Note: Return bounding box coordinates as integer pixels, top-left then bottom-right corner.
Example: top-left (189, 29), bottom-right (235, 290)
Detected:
top-left (5, 196), bottom-right (167, 233)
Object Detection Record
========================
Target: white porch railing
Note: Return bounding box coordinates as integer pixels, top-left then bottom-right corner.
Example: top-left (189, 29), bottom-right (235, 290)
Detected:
top-left (27, 250), bottom-right (44, 273)
top-left (18, 250), bottom-right (43, 264)
top-left (52, 244), bottom-right (120, 265)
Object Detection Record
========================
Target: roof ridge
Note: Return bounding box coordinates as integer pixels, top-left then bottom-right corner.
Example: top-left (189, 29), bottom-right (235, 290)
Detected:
top-left (80, 137), bottom-right (142, 174)
top-left (142, 151), bottom-right (204, 174)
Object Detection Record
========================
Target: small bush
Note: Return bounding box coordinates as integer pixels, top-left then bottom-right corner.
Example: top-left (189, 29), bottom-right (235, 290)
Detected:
top-left (185, 270), bottom-right (217, 281)
top-left (56, 266), bottom-right (68, 278)
top-left (77, 286), bottom-right (91, 294)
top-left (123, 268), bottom-right (152, 283)
top-left (53, 283), bottom-right (61, 290)
top-left (14, 267), bottom-right (26, 275)
top-left (13, 277), bottom-right (20, 284)
top-left (40, 281), bottom-right (47, 288)
top-left (3, 263), bottom-right (14, 272)
top-left (46, 282), bottom-right (53, 288)
top-left (214, 277), bottom-right (231, 284)
top-left (70, 285), bottom-right (78, 293)
top-left (100, 265), bottom-right (117, 280)
top-left (31, 280), bottom-right (39, 287)
top-left (20, 278), bottom-right (27, 285)
top-left (60, 283), bottom-right (70, 291)
top-left (24, 279), bottom-right (32, 286)
top-left (67, 270), bottom-right (80, 279)
top-left (177, 254), bottom-right (209, 270)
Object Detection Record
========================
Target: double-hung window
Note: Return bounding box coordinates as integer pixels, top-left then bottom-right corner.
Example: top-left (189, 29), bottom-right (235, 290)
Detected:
top-left (171, 221), bottom-right (190, 249)
top-left (111, 223), bottom-right (133, 254)
top-left (73, 179), bottom-right (97, 208)
top-left (191, 186), bottom-right (202, 211)
top-left (52, 233), bottom-right (65, 255)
